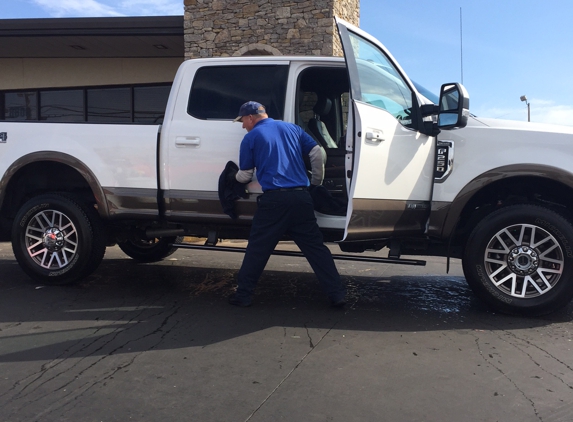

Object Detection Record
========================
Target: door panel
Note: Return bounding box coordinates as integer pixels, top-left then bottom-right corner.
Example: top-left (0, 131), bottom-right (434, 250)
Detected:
top-left (160, 60), bottom-right (289, 221)
top-left (350, 102), bottom-right (434, 201)
top-left (336, 18), bottom-right (435, 241)
top-left (344, 102), bottom-right (435, 240)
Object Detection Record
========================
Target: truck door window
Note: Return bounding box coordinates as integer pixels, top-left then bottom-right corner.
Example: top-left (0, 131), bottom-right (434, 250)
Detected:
top-left (188, 65), bottom-right (288, 120)
top-left (348, 32), bottom-right (414, 128)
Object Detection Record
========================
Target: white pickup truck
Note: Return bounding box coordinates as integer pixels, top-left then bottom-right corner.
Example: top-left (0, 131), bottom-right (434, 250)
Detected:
top-left (1, 19), bottom-right (573, 316)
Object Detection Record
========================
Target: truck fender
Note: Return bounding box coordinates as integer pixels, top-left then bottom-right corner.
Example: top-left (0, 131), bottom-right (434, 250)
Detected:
top-left (435, 163), bottom-right (573, 240)
top-left (0, 151), bottom-right (110, 218)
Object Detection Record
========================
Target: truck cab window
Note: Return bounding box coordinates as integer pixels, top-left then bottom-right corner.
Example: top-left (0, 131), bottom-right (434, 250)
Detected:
top-left (349, 32), bottom-right (414, 128)
top-left (188, 65), bottom-right (288, 120)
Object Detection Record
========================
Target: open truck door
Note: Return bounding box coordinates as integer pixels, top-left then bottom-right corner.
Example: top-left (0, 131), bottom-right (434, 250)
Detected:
top-left (335, 18), bottom-right (436, 243)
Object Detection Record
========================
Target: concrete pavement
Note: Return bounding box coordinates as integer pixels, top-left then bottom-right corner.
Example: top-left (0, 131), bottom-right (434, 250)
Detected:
top-left (0, 241), bottom-right (572, 422)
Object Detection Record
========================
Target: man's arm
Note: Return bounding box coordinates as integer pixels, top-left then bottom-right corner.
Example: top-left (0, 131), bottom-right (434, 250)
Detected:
top-left (236, 135), bottom-right (255, 183)
top-left (236, 168), bottom-right (254, 183)
top-left (308, 145), bottom-right (326, 186)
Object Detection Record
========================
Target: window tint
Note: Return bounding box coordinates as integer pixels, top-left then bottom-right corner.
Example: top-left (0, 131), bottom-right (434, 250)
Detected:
top-left (134, 85), bottom-right (171, 124)
top-left (40, 90), bottom-right (84, 122)
top-left (88, 87), bottom-right (131, 123)
top-left (188, 65), bottom-right (288, 120)
top-left (3, 92), bottom-right (37, 121)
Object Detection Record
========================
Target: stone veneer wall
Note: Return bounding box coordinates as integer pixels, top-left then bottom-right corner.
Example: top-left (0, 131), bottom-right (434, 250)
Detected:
top-left (183, 0), bottom-right (359, 59)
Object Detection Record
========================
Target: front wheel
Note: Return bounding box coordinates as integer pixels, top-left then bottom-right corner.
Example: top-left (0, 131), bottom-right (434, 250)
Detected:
top-left (463, 204), bottom-right (573, 316)
top-left (11, 194), bottom-right (106, 285)
top-left (117, 236), bottom-right (183, 262)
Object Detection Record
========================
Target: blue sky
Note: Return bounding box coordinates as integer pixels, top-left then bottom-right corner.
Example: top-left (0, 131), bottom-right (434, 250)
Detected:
top-left (3, 0), bottom-right (572, 125)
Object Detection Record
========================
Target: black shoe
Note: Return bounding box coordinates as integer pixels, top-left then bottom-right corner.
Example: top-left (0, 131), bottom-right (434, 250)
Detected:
top-left (228, 294), bottom-right (252, 307)
top-left (330, 298), bottom-right (346, 308)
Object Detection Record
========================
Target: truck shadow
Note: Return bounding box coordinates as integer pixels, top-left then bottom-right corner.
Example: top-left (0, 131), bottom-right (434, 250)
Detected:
top-left (0, 254), bottom-right (571, 363)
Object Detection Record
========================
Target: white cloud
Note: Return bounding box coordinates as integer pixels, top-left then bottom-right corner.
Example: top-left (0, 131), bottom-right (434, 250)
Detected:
top-left (119, 0), bottom-right (183, 16)
top-left (33, 0), bottom-right (123, 17)
top-left (32, 0), bottom-right (183, 17)
top-left (474, 99), bottom-right (573, 127)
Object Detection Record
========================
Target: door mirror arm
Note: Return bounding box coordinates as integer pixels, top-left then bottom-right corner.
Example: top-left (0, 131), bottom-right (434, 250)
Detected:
top-left (417, 103), bottom-right (441, 137)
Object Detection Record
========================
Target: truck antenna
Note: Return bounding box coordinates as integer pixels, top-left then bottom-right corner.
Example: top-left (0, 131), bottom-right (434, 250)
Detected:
top-left (460, 7), bottom-right (464, 84)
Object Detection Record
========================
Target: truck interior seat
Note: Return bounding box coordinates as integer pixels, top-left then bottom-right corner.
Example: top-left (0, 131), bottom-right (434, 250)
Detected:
top-left (307, 97), bottom-right (339, 149)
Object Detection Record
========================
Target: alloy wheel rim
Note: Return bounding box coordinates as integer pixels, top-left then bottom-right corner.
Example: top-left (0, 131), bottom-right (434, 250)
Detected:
top-left (483, 223), bottom-right (564, 298)
top-left (24, 209), bottom-right (79, 270)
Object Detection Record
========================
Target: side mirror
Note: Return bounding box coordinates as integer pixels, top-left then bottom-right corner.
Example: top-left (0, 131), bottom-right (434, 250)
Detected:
top-left (438, 83), bottom-right (469, 130)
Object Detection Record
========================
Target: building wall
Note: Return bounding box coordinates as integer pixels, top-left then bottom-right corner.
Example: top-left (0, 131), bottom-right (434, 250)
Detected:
top-left (0, 58), bottom-right (183, 90)
top-left (183, 0), bottom-right (359, 59)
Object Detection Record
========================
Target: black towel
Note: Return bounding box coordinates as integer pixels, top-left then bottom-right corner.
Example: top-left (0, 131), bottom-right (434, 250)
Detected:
top-left (218, 161), bottom-right (249, 219)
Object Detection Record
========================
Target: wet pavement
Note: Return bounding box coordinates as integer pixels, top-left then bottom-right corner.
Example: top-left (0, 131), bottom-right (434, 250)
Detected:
top-left (0, 240), bottom-right (572, 422)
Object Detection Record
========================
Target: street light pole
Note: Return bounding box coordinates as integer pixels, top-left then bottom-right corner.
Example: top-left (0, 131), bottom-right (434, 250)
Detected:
top-left (520, 95), bottom-right (530, 122)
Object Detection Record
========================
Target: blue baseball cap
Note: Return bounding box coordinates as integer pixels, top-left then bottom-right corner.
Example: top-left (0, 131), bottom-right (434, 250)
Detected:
top-left (233, 101), bottom-right (266, 122)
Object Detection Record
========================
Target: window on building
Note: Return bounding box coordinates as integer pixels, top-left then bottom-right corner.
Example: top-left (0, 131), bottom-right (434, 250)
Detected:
top-left (88, 87), bottom-right (131, 123)
top-left (0, 83), bottom-right (172, 124)
top-left (40, 90), bottom-right (84, 122)
top-left (134, 85), bottom-right (171, 124)
top-left (3, 91), bottom-right (37, 121)
top-left (188, 65), bottom-right (288, 120)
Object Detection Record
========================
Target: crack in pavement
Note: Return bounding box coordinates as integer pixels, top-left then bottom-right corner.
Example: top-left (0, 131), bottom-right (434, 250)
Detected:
top-left (243, 321), bottom-right (339, 422)
top-left (473, 334), bottom-right (543, 422)
top-left (20, 303), bottom-right (181, 421)
top-left (304, 324), bottom-right (315, 348)
top-left (495, 329), bottom-right (573, 390)
top-left (6, 296), bottom-right (162, 401)
top-left (1, 298), bottom-right (181, 421)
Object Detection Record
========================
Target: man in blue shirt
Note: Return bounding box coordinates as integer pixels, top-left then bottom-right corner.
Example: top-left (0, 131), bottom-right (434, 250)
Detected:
top-left (228, 101), bottom-right (346, 308)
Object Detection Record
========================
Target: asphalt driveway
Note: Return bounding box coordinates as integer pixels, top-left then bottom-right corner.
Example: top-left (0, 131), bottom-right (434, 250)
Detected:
top-left (0, 241), bottom-right (572, 422)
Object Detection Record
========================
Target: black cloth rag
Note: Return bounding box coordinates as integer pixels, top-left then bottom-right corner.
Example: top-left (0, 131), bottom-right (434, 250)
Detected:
top-left (218, 161), bottom-right (249, 219)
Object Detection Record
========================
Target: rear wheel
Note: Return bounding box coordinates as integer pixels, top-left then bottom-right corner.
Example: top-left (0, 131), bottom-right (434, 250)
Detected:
top-left (463, 204), bottom-right (573, 316)
top-left (11, 193), bottom-right (106, 285)
top-left (117, 236), bottom-right (182, 262)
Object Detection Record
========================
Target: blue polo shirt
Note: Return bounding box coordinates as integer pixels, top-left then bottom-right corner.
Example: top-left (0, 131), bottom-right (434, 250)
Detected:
top-left (239, 118), bottom-right (318, 192)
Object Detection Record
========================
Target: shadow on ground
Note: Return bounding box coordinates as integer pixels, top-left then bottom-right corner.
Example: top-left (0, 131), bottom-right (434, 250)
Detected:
top-left (0, 252), bottom-right (572, 363)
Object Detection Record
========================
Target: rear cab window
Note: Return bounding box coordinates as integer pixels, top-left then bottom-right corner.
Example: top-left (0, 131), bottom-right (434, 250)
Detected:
top-left (187, 65), bottom-right (289, 120)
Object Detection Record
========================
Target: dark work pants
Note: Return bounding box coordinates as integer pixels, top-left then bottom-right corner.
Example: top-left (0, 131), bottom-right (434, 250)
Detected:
top-left (236, 189), bottom-right (345, 303)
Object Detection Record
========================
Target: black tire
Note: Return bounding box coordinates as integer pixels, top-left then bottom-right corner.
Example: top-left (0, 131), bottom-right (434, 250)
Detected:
top-left (11, 193), bottom-right (107, 285)
top-left (117, 236), bottom-right (183, 263)
top-left (463, 204), bottom-right (573, 316)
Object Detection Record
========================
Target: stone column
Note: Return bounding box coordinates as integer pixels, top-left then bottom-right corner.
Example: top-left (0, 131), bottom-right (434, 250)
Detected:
top-left (183, 0), bottom-right (359, 59)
